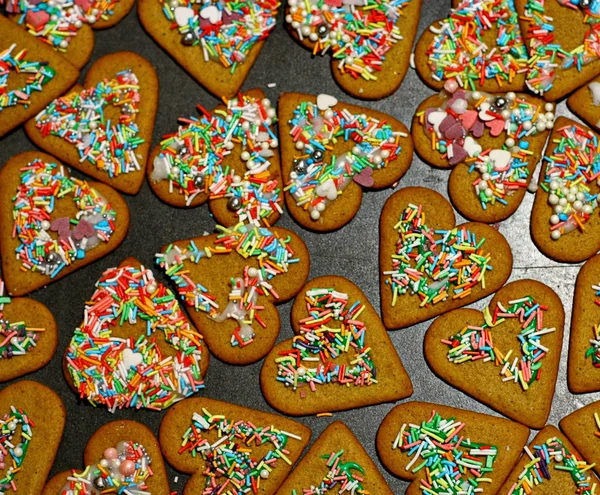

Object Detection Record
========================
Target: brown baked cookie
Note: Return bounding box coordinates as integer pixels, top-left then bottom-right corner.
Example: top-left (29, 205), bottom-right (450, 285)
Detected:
top-left (425, 279), bottom-right (565, 430)
top-left (376, 401), bottom-right (529, 495)
top-left (530, 116), bottom-right (600, 263)
top-left (147, 88), bottom-right (283, 227)
top-left (138, 0), bottom-right (277, 98)
top-left (412, 88), bottom-right (552, 223)
top-left (0, 380), bottom-right (66, 495)
top-left (41, 420), bottom-right (170, 495)
top-left (559, 400), bottom-right (600, 478)
top-left (159, 396), bottom-right (311, 495)
top-left (63, 257), bottom-right (209, 412)
top-left (279, 92), bottom-right (413, 232)
top-left (567, 75), bottom-right (600, 133)
top-left (498, 425), bottom-right (600, 494)
top-left (568, 254), bottom-right (600, 393)
top-left (0, 279), bottom-right (58, 381)
top-left (260, 275), bottom-right (413, 416)
top-left (379, 186), bottom-right (513, 330)
top-left (0, 151), bottom-right (129, 296)
top-left (515, 0), bottom-right (600, 102)
top-left (275, 421), bottom-right (393, 495)
top-left (156, 226), bottom-right (310, 365)
top-left (413, 0), bottom-right (528, 93)
top-left (284, 0), bottom-right (422, 100)
top-left (24, 51), bottom-right (159, 195)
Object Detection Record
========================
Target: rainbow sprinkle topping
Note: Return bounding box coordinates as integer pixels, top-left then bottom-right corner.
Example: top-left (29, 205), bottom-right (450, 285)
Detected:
top-left (0, 407), bottom-right (33, 494)
top-left (296, 451), bottom-right (369, 495)
top-left (587, 282), bottom-right (600, 367)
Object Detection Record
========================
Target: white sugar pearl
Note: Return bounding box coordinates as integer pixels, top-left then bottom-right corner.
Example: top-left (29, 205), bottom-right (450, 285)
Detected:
top-left (555, 454), bottom-right (564, 462)
top-left (309, 33), bottom-right (318, 41)
top-left (506, 92), bottom-right (516, 101)
top-left (505, 137), bottom-right (515, 148)
top-left (13, 447), bottom-right (23, 458)
top-left (559, 197), bottom-right (568, 206)
top-left (471, 91), bottom-right (482, 101)
top-left (247, 267), bottom-right (258, 278)
top-left (41, 220), bottom-right (51, 230)
top-left (548, 194), bottom-right (559, 205)
top-left (240, 151), bottom-right (250, 161)
top-left (554, 205), bottom-right (564, 214)
top-left (545, 102), bottom-right (554, 111)
top-left (147, 283), bottom-right (157, 293)
top-left (310, 209), bottom-right (320, 220)
top-left (482, 173), bottom-right (491, 181)
top-left (536, 122), bottom-right (546, 132)
top-left (583, 205), bottom-right (594, 215)
top-left (551, 230), bottom-right (561, 240)
top-left (550, 215), bottom-right (560, 225)
top-left (485, 188), bottom-right (494, 197)
top-left (260, 469), bottom-right (270, 479)
top-left (550, 180), bottom-right (559, 190)
top-left (380, 149), bottom-right (390, 159)
top-left (567, 193), bottom-right (576, 203)
top-left (292, 20), bottom-right (300, 28)
top-left (301, 25), bottom-right (311, 36)
top-left (262, 98), bottom-right (271, 108)
top-left (295, 141), bottom-right (304, 150)
top-left (573, 200), bottom-right (583, 211)
top-left (324, 109), bottom-right (334, 119)
top-left (316, 202), bottom-right (326, 212)
top-left (523, 120), bottom-right (532, 131)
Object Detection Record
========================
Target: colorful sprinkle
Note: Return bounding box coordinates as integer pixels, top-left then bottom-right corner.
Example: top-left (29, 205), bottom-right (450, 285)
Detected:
top-left (586, 282), bottom-right (600, 367)
top-left (0, 407), bottom-right (34, 493)
top-left (296, 451), bottom-right (369, 495)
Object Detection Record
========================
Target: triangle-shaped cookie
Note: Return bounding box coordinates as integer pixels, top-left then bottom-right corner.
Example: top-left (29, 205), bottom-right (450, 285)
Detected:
top-left (147, 88), bottom-right (283, 227)
top-left (530, 116), bottom-right (600, 263)
top-left (275, 421), bottom-right (393, 494)
top-left (425, 279), bottom-right (565, 429)
top-left (25, 51), bottom-right (158, 195)
top-left (379, 186), bottom-right (513, 330)
top-left (278, 92), bottom-right (413, 231)
top-left (138, 0), bottom-right (277, 98)
top-left (0, 151), bottom-right (129, 296)
top-left (377, 401), bottom-right (529, 495)
top-left (0, 17), bottom-right (79, 138)
top-left (260, 275), bottom-right (413, 416)
top-left (560, 400), bottom-right (600, 478)
top-left (159, 396), bottom-right (311, 495)
top-left (567, 74), bottom-right (600, 133)
top-left (42, 419), bottom-right (170, 495)
top-left (63, 257), bottom-right (209, 412)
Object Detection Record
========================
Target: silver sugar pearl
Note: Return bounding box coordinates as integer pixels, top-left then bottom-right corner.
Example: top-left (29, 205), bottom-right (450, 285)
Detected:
top-left (494, 97), bottom-right (507, 108)
top-left (312, 150), bottom-right (324, 161)
top-left (317, 24), bottom-right (329, 36)
top-left (227, 196), bottom-right (242, 211)
top-left (93, 477), bottom-right (106, 490)
top-left (182, 32), bottom-right (196, 46)
top-left (293, 158), bottom-right (307, 175)
top-left (194, 175), bottom-right (205, 188)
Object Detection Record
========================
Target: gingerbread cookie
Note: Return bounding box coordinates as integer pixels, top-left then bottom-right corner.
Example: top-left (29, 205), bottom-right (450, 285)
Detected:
top-left (279, 92), bottom-right (413, 231)
top-left (275, 421), bottom-right (393, 495)
top-left (412, 86), bottom-right (552, 222)
top-left (63, 257), bottom-right (209, 412)
top-left (42, 420), bottom-right (170, 495)
top-left (24, 51), bottom-right (158, 195)
top-left (560, 400), bottom-right (600, 478)
top-left (499, 425), bottom-right (600, 494)
top-left (425, 279), bottom-right (565, 429)
top-left (260, 276), bottom-right (413, 416)
top-left (0, 151), bottom-right (129, 296)
top-left (0, 380), bottom-right (66, 495)
top-left (159, 397), bottom-right (311, 495)
top-left (0, 17), bottom-right (79, 138)
top-left (138, 0), bottom-right (277, 98)
top-left (148, 89), bottom-right (282, 227)
top-left (414, 0), bottom-right (529, 93)
top-left (380, 186), bottom-right (513, 330)
top-left (376, 401), bottom-right (529, 495)
top-left (284, 0), bottom-right (423, 100)
top-left (568, 254), bottom-right (600, 393)
top-left (516, 0), bottom-right (600, 101)
top-left (530, 116), bottom-right (600, 263)
top-left (567, 74), bottom-right (600, 133)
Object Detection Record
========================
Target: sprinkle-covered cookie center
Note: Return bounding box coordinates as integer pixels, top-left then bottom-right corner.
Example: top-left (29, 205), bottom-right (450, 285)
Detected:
top-left (0, 407), bottom-right (33, 493)
top-left (304, 451), bottom-right (369, 494)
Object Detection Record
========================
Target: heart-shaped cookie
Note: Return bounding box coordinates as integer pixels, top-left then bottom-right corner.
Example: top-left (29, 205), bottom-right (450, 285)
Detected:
top-left (376, 401), bottom-right (530, 495)
top-left (414, 0), bottom-right (529, 92)
top-left (138, 0), bottom-right (278, 98)
top-left (425, 279), bottom-right (565, 429)
top-left (499, 425), bottom-right (600, 494)
top-left (147, 88), bottom-right (282, 227)
top-left (516, 0), bottom-right (600, 101)
top-left (568, 254), bottom-right (600, 393)
top-left (24, 51), bottom-right (158, 195)
top-left (412, 87), bottom-right (552, 223)
top-left (560, 400), bottom-right (600, 478)
top-left (0, 17), bottom-right (79, 138)
top-left (284, 0), bottom-right (423, 100)
top-left (42, 420), bottom-right (170, 495)
top-left (0, 151), bottom-right (129, 296)
top-left (379, 186), bottom-right (513, 330)
top-left (275, 421), bottom-right (393, 495)
top-left (279, 92), bottom-right (413, 231)
top-left (156, 225), bottom-right (310, 365)
top-left (260, 276), bottom-right (413, 416)
top-left (63, 257), bottom-right (209, 412)
top-left (159, 397), bottom-right (311, 495)
top-left (530, 116), bottom-right (600, 263)
top-left (567, 75), bottom-right (600, 133)
top-left (0, 380), bottom-right (65, 495)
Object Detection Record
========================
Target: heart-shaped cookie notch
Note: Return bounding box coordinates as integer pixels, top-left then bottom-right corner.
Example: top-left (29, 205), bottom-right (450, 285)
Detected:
top-left (24, 51), bottom-right (158, 195)
top-left (63, 257), bottom-right (209, 412)
top-left (279, 92), bottom-right (413, 231)
top-left (138, 0), bottom-right (277, 98)
top-left (0, 151), bottom-right (129, 296)
top-left (379, 186), bottom-right (513, 330)
top-left (425, 279), bottom-right (565, 429)
top-left (260, 275), bottom-right (413, 416)
top-left (376, 401), bottom-right (530, 495)
top-left (159, 397), bottom-right (311, 495)
top-left (156, 225), bottom-right (310, 365)
top-left (42, 420), bottom-right (170, 495)
top-left (284, 0), bottom-right (423, 100)
top-left (147, 88), bottom-right (283, 227)
top-left (412, 87), bottom-right (552, 223)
